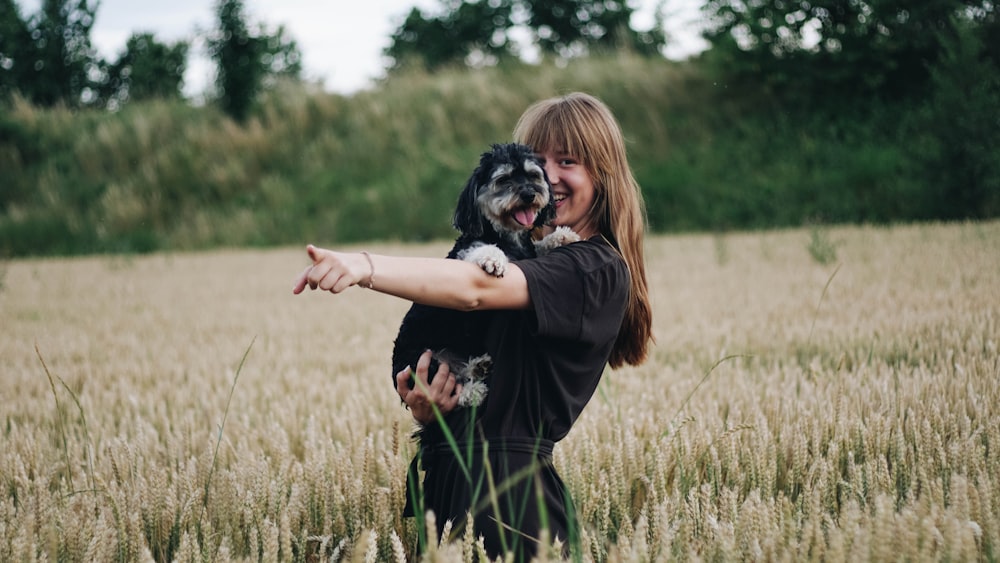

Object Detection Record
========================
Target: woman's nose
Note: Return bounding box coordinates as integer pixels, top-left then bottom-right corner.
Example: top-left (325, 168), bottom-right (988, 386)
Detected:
top-left (544, 163), bottom-right (559, 184)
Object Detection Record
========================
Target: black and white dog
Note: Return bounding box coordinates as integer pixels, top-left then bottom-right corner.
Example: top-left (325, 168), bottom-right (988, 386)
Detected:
top-left (391, 143), bottom-right (578, 408)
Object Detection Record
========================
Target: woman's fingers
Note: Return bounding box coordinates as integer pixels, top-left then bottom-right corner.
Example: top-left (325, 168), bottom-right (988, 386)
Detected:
top-left (435, 363), bottom-right (456, 397)
top-left (428, 356), bottom-right (462, 412)
top-left (293, 245), bottom-right (370, 295)
top-left (400, 350), bottom-right (464, 423)
top-left (412, 350), bottom-right (433, 390)
top-left (395, 366), bottom-right (412, 401)
top-left (294, 245), bottom-right (346, 293)
top-left (292, 265), bottom-right (312, 294)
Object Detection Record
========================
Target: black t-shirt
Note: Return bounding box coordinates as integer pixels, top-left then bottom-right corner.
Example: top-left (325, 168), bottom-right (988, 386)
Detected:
top-left (480, 234), bottom-right (629, 441)
top-left (408, 235), bottom-right (629, 559)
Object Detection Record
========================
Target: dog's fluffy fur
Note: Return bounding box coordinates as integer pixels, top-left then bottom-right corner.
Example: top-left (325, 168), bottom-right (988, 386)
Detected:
top-left (391, 143), bottom-right (578, 407)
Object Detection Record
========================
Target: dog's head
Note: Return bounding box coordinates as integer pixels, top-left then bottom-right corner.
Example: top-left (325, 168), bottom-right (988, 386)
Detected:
top-left (453, 143), bottom-right (555, 238)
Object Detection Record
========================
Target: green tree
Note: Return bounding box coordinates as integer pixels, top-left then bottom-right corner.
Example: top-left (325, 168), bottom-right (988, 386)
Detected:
top-left (387, 0), bottom-right (516, 71)
top-left (700, 0), bottom-right (994, 106)
top-left (0, 0), bottom-right (32, 101)
top-left (0, 0), bottom-right (99, 107)
top-left (385, 0), bottom-right (666, 72)
top-left (908, 18), bottom-right (1000, 219)
top-left (209, 0), bottom-right (261, 121)
top-left (98, 32), bottom-right (188, 109)
top-left (526, 0), bottom-right (665, 58)
top-left (257, 24), bottom-right (301, 87)
top-left (208, 0), bottom-right (301, 121)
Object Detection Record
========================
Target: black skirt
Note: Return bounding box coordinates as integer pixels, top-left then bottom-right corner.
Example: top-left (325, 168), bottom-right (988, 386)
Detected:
top-left (403, 436), bottom-right (575, 561)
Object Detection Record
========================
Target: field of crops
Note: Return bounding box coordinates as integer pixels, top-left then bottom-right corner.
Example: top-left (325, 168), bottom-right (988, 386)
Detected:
top-left (2, 221), bottom-right (998, 561)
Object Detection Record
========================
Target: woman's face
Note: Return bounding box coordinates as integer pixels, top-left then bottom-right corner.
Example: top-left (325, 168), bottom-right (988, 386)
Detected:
top-left (536, 149), bottom-right (597, 239)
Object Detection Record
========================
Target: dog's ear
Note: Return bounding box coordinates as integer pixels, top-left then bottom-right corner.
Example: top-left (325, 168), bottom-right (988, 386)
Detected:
top-left (453, 168), bottom-right (485, 237)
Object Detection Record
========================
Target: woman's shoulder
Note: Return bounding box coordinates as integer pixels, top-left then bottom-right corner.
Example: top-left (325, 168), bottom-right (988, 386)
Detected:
top-left (555, 234), bottom-right (626, 271)
top-left (520, 234), bottom-right (626, 280)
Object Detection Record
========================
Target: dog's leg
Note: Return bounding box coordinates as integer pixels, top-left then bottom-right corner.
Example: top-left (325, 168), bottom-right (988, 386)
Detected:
top-left (535, 226), bottom-right (581, 255)
top-left (457, 242), bottom-right (509, 277)
top-left (455, 354), bottom-right (491, 407)
top-left (466, 354), bottom-right (493, 381)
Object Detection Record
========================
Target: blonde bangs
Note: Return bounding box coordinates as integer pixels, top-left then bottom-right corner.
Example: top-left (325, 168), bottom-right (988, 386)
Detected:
top-left (513, 97), bottom-right (606, 177)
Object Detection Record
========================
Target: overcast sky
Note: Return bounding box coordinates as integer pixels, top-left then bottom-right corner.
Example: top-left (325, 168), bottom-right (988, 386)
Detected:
top-left (20, 0), bottom-right (708, 96)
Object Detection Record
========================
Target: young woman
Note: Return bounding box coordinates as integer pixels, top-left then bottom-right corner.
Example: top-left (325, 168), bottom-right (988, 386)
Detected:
top-left (293, 92), bottom-right (653, 560)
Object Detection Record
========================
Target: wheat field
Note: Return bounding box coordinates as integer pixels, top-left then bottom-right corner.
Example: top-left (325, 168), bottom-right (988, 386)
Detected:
top-left (2, 221), bottom-right (998, 562)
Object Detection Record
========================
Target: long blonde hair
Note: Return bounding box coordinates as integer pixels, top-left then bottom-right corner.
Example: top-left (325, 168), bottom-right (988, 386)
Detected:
top-left (513, 92), bottom-right (653, 367)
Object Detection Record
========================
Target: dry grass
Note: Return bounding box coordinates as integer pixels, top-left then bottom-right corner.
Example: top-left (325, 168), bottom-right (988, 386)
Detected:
top-left (1, 221), bottom-right (998, 562)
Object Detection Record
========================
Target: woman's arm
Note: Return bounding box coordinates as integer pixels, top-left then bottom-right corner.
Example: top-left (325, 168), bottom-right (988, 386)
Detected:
top-left (292, 244), bottom-right (531, 311)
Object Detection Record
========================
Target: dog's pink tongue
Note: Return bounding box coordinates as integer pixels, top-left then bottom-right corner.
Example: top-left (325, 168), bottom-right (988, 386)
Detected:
top-left (515, 209), bottom-right (537, 227)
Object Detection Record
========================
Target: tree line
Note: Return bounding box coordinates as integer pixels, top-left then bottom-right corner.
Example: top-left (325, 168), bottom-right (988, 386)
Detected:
top-left (698, 0), bottom-right (999, 220)
top-left (0, 0), bottom-right (299, 119)
top-left (0, 0), bottom-right (997, 252)
top-left (5, 0), bottom-right (996, 123)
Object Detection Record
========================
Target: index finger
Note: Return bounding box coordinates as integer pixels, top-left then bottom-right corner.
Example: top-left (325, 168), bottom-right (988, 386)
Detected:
top-left (292, 265), bottom-right (312, 294)
top-left (412, 350), bottom-right (434, 391)
top-left (395, 366), bottom-right (412, 401)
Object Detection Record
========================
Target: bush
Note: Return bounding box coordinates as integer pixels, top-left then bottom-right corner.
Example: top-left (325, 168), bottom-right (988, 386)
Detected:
top-left (0, 54), bottom-right (996, 257)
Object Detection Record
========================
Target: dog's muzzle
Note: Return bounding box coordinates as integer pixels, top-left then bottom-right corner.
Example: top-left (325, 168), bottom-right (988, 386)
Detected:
top-left (519, 187), bottom-right (538, 204)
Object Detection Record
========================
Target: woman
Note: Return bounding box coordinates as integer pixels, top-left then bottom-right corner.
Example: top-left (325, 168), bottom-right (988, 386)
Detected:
top-left (293, 92), bottom-right (653, 560)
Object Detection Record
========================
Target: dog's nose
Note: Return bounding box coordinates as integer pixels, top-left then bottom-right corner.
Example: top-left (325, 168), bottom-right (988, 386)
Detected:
top-left (519, 188), bottom-right (536, 203)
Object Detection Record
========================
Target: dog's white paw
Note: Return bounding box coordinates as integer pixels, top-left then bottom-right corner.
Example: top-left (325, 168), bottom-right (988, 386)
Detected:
top-left (458, 380), bottom-right (488, 407)
top-left (535, 226), bottom-right (581, 255)
top-left (460, 244), bottom-right (508, 277)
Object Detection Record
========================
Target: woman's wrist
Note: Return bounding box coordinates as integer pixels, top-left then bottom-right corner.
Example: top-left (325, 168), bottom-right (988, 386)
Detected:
top-left (359, 251), bottom-right (375, 289)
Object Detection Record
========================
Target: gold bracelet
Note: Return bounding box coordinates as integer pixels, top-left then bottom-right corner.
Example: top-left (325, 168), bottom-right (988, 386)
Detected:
top-left (359, 251), bottom-right (375, 289)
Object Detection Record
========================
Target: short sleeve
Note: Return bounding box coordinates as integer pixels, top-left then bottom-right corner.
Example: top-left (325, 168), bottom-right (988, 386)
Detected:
top-left (517, 239), bottom-right (629, 345)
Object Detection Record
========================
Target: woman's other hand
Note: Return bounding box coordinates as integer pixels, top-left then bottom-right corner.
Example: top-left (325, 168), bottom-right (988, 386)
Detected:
top-left (396, 350), bottom-right (462, 425)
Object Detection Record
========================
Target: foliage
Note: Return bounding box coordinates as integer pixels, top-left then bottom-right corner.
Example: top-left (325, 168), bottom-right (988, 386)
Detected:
top-left (387, 0), bottom-right (518, 71)
top-left (902, 17), bottom-right (1000, 219)
top-left (96, 33), bottom-right (188, 109)
top-left (206, 0), bottom-right (301, 121)
top-left (385, 0), bottom-right (666, 72)
top-left (209, 0), bottom-right (261, 121)
top-left (805, 225), bottom-right (838, 265)
top-left (0, 0), bottom-right (99, 107)
top-left (526, 0), bottom-right (666, 58)
top-left (1, 1), bottom-right (188, 109)
top-left (0, 0), bottom-right (31, 100)
top-left (700, 0), bottom-right (996, 107)
top-left (1, 0), bottom-right (302, 112)
top-left (0, 53), bottom-right (997, 258)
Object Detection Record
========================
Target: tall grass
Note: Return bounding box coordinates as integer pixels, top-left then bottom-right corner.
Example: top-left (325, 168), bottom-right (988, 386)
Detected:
top-left (4, 54), bottom-right (988, 258)
top-left (1, 220), bottom-right (997, 561)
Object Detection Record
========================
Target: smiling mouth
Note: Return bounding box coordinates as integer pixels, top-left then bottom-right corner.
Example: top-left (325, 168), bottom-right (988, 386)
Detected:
top-left (553, 194), bottom-right (567, 205)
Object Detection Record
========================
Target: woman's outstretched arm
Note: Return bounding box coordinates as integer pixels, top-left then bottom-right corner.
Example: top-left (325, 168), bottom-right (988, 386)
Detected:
top-left (292, 244), bottom-right (531, 311)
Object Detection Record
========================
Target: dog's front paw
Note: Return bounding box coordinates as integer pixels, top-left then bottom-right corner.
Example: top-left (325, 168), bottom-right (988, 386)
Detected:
top-left (535, 226), bottom-right (581, 255)
top-left (461, 244), bottom-right (508, 277)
